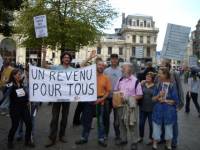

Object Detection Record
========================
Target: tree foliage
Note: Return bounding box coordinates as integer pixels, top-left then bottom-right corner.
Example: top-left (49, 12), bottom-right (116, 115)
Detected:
top-left (15, 0), bottom-right (118, 51)
top-left (0, 0), bottom-right (23, 36)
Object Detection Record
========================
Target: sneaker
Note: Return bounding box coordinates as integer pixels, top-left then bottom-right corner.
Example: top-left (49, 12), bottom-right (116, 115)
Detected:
top-left (59, 136), bottom-right (67, 143)
top-left (131, 143), bottom-right (138, 150)
top-left (152, 142), bottom-right (158, 150)
top-left (146, 140), bottom-right (153, 145)
top-left (1, 112), bottom-right (6, 115)
top-left (75, 139), bottom-right (88, 145)
top-left (137, 138), bottom-right (143, 143)
top-left (45, 139), bottom-right (56, 148)
top-left (16, 137), bottom-right (23, 141)
top-left (152, 144), bottom-right (158, 150)
top-left (165, 145), bottom-right (172, 150)
top-left (25, 142), bottom-right (35, 148)
top-left (98, 140), bottom-right (107, 147)
top-left (7, 142), bottom-right (14, 149)
top-left (116, 140), bottom-right (128, 146)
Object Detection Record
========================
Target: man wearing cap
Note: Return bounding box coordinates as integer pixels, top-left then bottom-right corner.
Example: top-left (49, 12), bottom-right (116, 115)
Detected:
top-left (103, 54), bottom-right (122, 140)
top-left (115, 62), bottom-right (143, 150)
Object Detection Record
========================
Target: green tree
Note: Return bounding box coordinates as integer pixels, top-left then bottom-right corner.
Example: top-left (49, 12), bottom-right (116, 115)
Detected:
top-left (15, 0), bottom-right (118, 51)
top-left (0, 0), bottom-right (23, 36)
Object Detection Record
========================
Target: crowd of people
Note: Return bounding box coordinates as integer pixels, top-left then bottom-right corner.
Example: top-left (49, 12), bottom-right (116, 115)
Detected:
top-left (0, 51), bottom-right (200, 150)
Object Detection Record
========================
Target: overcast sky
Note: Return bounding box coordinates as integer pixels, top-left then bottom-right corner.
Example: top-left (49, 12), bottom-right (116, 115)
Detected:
top-left (104, 0), bottom-right (200, 51)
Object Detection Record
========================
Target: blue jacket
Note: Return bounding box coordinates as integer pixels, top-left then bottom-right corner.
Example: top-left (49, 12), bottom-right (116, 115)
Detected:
top-left (152, 82), bottom-right (179, 125)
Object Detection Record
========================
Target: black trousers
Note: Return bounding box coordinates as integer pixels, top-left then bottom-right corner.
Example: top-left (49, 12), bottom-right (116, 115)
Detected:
top-left (49, 102), bottom-right (70, 141)
top-left (8, 105), bottom-right (32, 143)
top-left (73, 102), bottom-right (85, 125)
top-left (185, 92), bottom-right (200, 113)
top-left (103, 98), bottom-right (120, 138)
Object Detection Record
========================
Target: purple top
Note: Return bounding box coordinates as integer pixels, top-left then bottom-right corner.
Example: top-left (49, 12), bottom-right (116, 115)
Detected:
top-left (115, 75), bottom-right (143, 97)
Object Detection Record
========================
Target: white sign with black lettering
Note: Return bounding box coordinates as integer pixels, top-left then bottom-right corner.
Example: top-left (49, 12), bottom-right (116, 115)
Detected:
top-left (33, 15), bottom-right (48, 38)
top-left (16, 88), bottom-right (26, 97)
top-left (162, 23), bottom-right (191, 60)
top-left (29, 64), bottom-right (97, 102)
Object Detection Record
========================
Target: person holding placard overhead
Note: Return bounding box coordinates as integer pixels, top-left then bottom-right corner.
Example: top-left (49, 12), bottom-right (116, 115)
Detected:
top-left (45, 50), bottom-right (96, 147)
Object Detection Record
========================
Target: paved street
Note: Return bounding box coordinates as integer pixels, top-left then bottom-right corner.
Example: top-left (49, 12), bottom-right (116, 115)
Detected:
top-left (0, 80), bottom-right (200, 150)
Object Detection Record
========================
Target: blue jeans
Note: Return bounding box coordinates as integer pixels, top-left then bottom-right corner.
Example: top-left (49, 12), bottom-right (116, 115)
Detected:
top-left (16, 103), bottom-right (38, 140)
top-left (139, 110), bottom-right (153, 139)
top-left (153, 122), bottom-right (173, 141)
top-left (96, 104), bottom-right (105, 140)
top-left (160, 113), bottom-right (178, 145)
top-left (172, 117), bottom-right (178, 145)
top-left (81, 103), bottom-right (105, 141)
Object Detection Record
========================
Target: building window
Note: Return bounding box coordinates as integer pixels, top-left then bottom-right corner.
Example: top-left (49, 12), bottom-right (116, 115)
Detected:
top-left (147, 47), bottom-right (151, 57)
top-left (97, 47), bottom-right (101, 54)
top-left (129, 19), bottom-right (132, 26)
top-left (147, 36), bottom-right (151, 44)
top-left (140, 21), bottom-right (143, 27)
top-left (147, 22), bottom-right (151, 27)
top-left (108, 47), bottom-right (112, 55)
top-left (154, 36), bottom-right (157, 42)
top-left (144, 20), bottom-right (146, 27)
top-left (132, 47), bottom-right (135, 56)
top-left (140, 36), bottom-right (143, 44)
top-left (137, 20), bottom-right (139, 26)
top-left (132, 21), bottom-right (136, 26)
top-left (132, 35), bottom-right (136, 43)
top-left (119, 47), bottom-right (123, 55)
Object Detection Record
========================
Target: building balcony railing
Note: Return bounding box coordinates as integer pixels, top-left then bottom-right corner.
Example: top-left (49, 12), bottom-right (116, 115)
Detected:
top-left (121, 25), bottom-right (159, 31)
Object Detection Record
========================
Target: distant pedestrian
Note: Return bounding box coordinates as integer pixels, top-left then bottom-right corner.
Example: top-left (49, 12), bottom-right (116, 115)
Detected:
top-left (185, 70), bottom-right (200, 117)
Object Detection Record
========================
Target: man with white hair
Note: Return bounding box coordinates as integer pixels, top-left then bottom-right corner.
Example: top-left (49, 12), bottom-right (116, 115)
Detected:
top-left (114, 62), bottom-right (143, 150)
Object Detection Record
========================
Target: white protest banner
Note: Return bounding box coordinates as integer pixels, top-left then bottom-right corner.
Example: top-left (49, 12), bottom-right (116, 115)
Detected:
top-left (29, 64), bottom-right (97, 102)
top-left (162, 23), bottom-right (191, 60)
top-left (33, 15), bottom-right (48, 38)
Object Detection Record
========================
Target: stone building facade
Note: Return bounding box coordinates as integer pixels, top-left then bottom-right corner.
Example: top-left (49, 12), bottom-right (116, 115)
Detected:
top-left (76, 13), bottom-right (159, 65)
top-left (193, 19), bottom-right (200, 59)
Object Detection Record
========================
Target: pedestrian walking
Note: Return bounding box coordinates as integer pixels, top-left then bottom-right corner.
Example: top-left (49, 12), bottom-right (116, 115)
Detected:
top-left (185, 70), bottom-right (200, 117)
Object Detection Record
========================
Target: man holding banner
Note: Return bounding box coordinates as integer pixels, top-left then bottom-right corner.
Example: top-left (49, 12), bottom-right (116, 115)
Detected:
top-left (75, 58), bottom-right (111, 147)
top-left (43, 51), bottom-right (96, 147)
